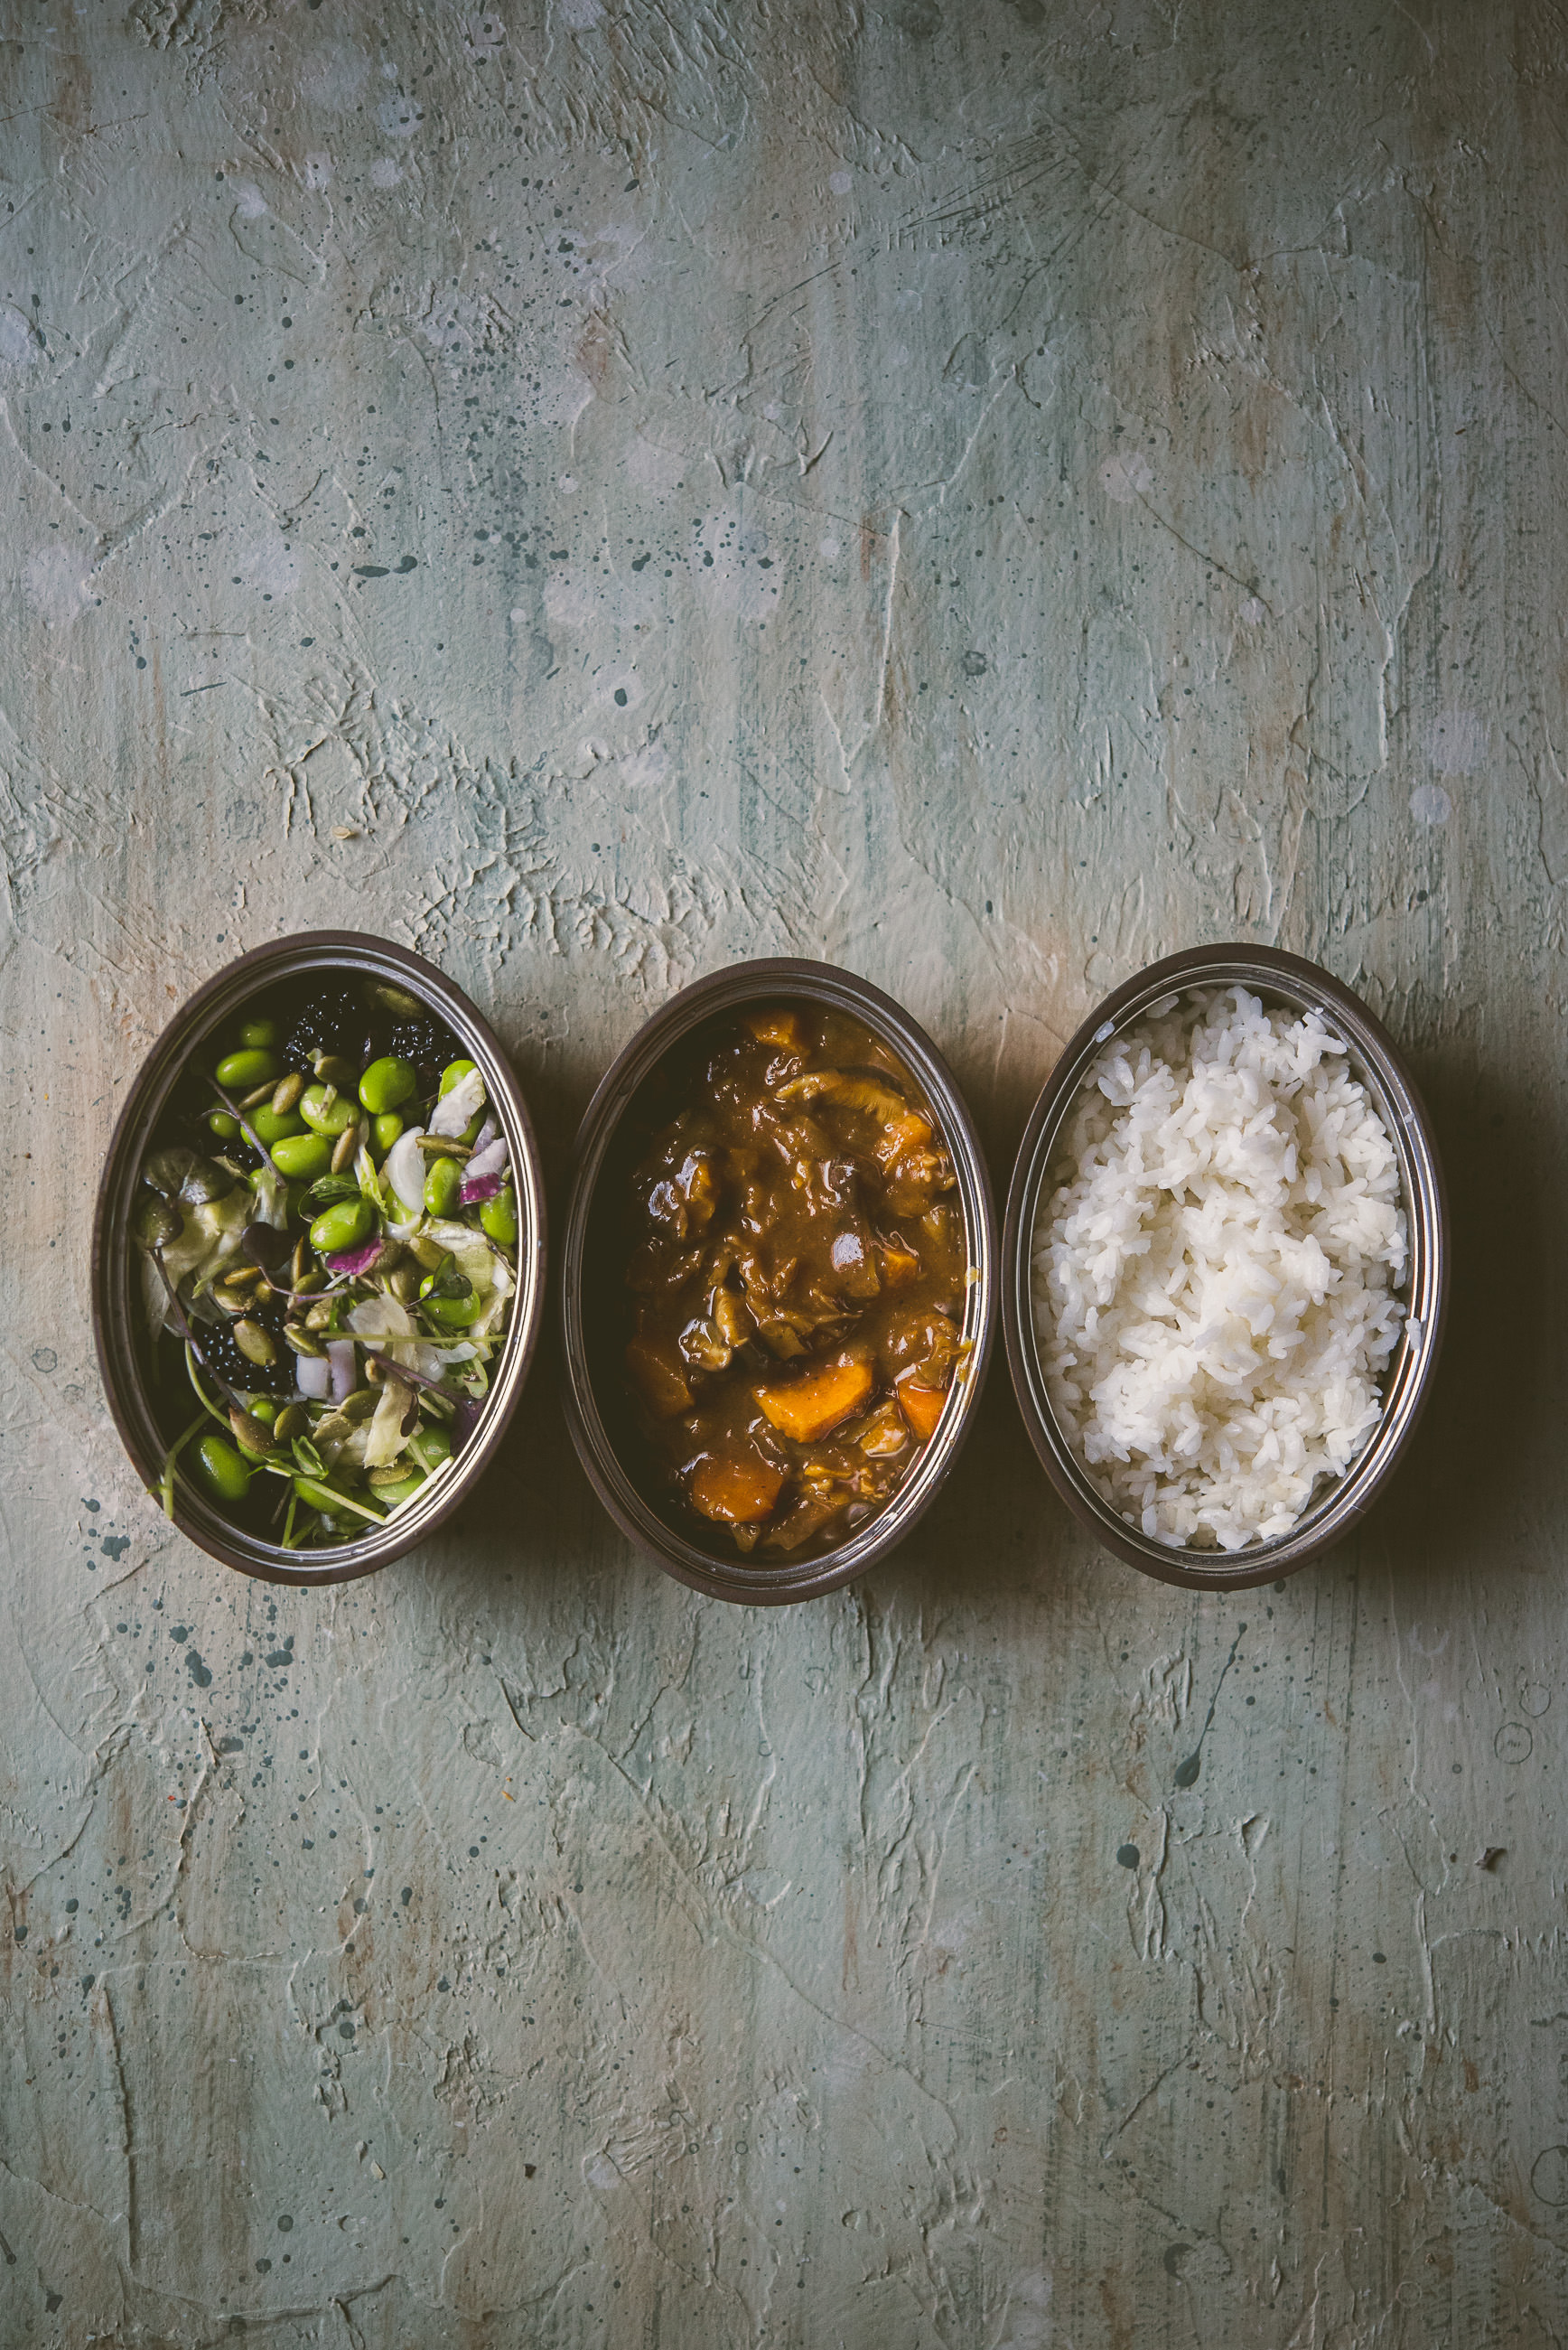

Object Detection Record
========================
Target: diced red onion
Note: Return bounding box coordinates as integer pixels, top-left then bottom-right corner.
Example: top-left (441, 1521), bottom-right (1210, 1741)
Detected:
top-left (324, 1239), bottom-right (383, 1278)
top-left (326, 1339), bottom-right (358, 1401)
top-left (295, 1353), bottom-right (331, 1400)
top-left (472, 1114), bottom-right (499, 1156)
top-left (458, 1135), bottom-right (509, 1205)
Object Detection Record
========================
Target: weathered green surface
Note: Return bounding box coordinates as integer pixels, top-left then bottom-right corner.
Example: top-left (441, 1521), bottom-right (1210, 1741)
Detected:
top-left (2, 2), bottom-right (1564, 2343)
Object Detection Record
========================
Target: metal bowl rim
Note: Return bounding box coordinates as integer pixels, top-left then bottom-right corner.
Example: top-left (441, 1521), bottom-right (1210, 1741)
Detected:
top-left (557, 956), bottom-right (998, 1606)
top-left (1000, 941), bottom-right (1450, 1591)
top-left (91, 929), bottom-right (548, 1587)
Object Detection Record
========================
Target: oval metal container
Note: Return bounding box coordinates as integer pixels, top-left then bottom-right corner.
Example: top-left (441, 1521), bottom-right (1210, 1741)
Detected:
top-left (92, 930), bottom-right (547, 1587)
top-left (558, 958), bottom-right (998, 1606)
top-left (1003, 943), bottom-right (1449, 1590)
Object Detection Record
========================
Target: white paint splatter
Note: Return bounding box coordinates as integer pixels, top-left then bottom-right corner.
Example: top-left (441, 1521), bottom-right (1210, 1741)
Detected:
top-left (1410, 783), bottom-right (1451, 826)
top-left (994, 2266), bottom-right (1054, 2348)
top-left (369, 157), bottom-right (402, 189)
top-left (1424, 706), bottom-right (1487, 775)
top-left (297, 43), bottom-right (370, 111)
top-left (302, 152), bottom-right (333, 191)
top-left (23, 546), bottom-right (93, 627)
top-left (233, 183), bottom-right (267, 220)
top-left (1241, 596), bottom-right (1266, 626)
top-left (1099, 452), bottom-right (1153, 503)
top-left (0, 305), bottom-right (37, 368)
top-left (583, 2151), bottom-right (620, 2189)
top-left (819, 537), bottom-right (841, 558)
top-left (829, 169), bottom-right (854, 195)
top-left (557, 0), bottom-right (604, 24)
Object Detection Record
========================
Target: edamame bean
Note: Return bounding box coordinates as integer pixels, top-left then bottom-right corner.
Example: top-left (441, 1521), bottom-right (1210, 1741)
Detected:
top-left (359, 1055), bottom-right (417, 1114)
top-left (425, 1287), bottom-right (484, 1327)
top-left (372, 1112), bottom-right (404, 1154)
top-left (235, 1017), bottom-right (278, 1051)
top-left (479, 1184), bottom-right (518, 1247)
top-left (299, 1083), bottom-right (359, 1137)
top-left (215, 1047), bottom-right (279, 1091)
top-left (424, 1156), bottom-right (462, 1218)
top-left (191, 1434), bottom-right (252, 1504)
top-left (251, 1104), bottom-right (306, 1145)
top-left (438, 1059), bottom-right (478, 1096)
top-left (416, 1424), bottom-right (453, 1465)
top-left (207, 1110), bottom-right (240, 1141)
top-left (309, 1196), bottom-right (374, 1254)
top-left (271, 1130), bottom-right (332, 1179)
top-left (370, 1467), bottom-right (425, 1505)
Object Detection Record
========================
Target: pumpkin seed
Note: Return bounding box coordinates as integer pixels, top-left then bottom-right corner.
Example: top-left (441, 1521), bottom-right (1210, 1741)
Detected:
top-left (273, 1402), bottom-right (312, 1443)
top-left (284, 1323), bottom-right (324, 1357)
top-left (272, 1071), bottom-right (304, 1117)
top-left (331, 1120), bottom-right (362, 1175)
top-left (233, 1317), bottom-right (277, 1368)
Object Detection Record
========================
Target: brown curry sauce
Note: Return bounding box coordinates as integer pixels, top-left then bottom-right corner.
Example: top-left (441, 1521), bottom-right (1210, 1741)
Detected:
top-left (609, 1003), bottom-right (971, 1561)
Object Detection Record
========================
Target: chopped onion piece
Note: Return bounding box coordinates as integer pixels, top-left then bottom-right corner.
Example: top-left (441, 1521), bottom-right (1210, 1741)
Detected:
top-left (386, 1126), bottom-right (427, 1213)
top-left (295, 1353), bottom-right (331, 1400)
top-left (326, 1339), bottom-right (358, 1401)
top-left (429, 1066), bottom-right (486, 1138)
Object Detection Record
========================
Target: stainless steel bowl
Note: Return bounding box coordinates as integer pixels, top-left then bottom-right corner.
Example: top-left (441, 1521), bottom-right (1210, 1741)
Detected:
top-left (1002, 943), bottom-right (1449, 1589)
top-left (557, 958), bottom-right (998, 1606)
top-left (92, 930), bottom-right (547, 1587)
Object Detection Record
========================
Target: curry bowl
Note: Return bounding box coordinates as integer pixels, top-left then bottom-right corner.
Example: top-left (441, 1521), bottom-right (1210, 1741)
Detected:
top-left (558, 959), bottom-right (997, 1605)
top-left (1002, 943), bottom-right (1449, 1589)
top-left (91, 931), bottom-right (547, 1586)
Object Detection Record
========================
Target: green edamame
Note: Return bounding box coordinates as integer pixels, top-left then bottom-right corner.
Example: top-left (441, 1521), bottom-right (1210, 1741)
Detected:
top-left (479, 1184), bottom-right (518, 1247)
top-left (425, 1287), bottom-right (484, 1327)
top-left (309, 1196), bottom-right (374, 1254)
top-left (207, 1109), bottom-right (240, 1141)
top-left (235, 1017), bottom-right (278, 1051)
top-left (270, 1130), bottom-right (333, 1179)
top-left (299, 1083), bottom-right (359, 1137)
top-left (215, 1047), bottom-right (279, 1091)
top-left (191, 1434), bottom-right (252, 1504)
top-left (372, 1112), bottom-right (404, 1153)
top-left (424, 1156), bottom-right (462, 1218)
top-left (438, 1059), bottom-right (478, 1096)
top-left (251, 1104), bottom-right (306, 1145)
top-left (359, 1055), bottom-right (417, 1114)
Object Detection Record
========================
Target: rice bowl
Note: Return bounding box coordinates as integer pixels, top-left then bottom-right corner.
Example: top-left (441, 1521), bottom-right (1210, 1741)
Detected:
top-left (1001, 944), bottom-right (1449, 1588)
top-left (1031, 986), bottom-right (1408, 1550)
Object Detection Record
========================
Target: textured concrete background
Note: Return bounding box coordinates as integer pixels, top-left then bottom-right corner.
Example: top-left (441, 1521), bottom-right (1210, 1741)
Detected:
top-left (2, 1), bottom-right (1565, 2343)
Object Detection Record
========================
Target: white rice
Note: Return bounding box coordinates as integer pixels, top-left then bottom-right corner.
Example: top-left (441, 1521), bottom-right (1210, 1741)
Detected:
top-left (1031, 986), bottom-right (1408, 1550)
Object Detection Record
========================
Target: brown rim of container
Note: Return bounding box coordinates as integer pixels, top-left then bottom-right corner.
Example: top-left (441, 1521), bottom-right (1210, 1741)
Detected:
top-left (1002, 943), bottom-right (1450, 1590)
top-left (91, 930), bottom-right (547, 1587)
top-left (557, 958), bottom-right (998, 1606)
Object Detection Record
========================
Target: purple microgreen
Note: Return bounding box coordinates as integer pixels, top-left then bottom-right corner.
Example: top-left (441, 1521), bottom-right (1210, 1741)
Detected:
top-left (242, 1221), bottom-right (292, 1271)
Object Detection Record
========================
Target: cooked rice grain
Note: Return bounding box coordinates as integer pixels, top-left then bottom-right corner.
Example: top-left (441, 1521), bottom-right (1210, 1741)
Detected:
top-left (1031, 987), bottom-right (1407, 1550)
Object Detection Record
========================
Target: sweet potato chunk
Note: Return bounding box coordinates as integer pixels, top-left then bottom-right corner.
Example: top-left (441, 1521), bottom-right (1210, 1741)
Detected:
top-left (690, 1454), bottom-right (787, 1524)
top-left (755, 1358), bottom-right (874, 1443)
top-left (746, 1008), bottom-right (804, 1052)
top-left (624, 1332), bottom-right (693, 1418)
top-left (874, 1110), bottom-right (933, 1170)
top-left (896, 1375), bottom-right (947, 1442)
top-left (878, 1239), bottom-right (921, 1288)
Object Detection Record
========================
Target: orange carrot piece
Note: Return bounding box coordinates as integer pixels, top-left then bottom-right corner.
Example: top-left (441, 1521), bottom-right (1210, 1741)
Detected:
top-left (754, 1358), bottom-right (874, 1443)
top-left (690, 1455), bottom-right (787, 1524)
top-left (896, 1377), bottom-right (947, 1443)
